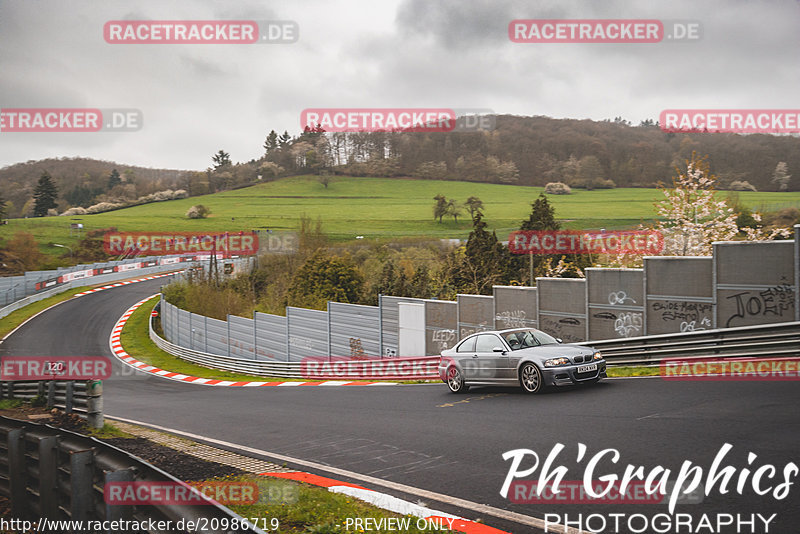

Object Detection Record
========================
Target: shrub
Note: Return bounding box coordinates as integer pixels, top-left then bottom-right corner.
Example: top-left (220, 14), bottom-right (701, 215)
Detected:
top-left (763, 207), bottom-right (800, 227)
top-left (186, 204), bottom-right (211, 219)
top-left (61, 206), bottom-right (87, 216)
top-left (86, 201), bottom-right (125, 214)
top-left (729, 180), bottom-right (758, 192)
top-left (592, 178), bottom-right (616, 189)
top-left (544, 182), bottom-right (572, 195)
top-left (137, 189), bottom-right (188, 203)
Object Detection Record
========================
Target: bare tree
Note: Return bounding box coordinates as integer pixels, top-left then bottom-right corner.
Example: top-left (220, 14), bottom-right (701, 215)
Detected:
top-left (771, 162), bottom-right (791, 191)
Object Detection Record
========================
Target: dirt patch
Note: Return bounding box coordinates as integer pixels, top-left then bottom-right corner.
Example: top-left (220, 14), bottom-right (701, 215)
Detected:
top-left (103, 437), bottom-right (245, 480)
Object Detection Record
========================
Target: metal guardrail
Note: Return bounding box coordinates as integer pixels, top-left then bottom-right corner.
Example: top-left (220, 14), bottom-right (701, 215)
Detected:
top-left (0, 264), bottom-right (188, 320)
top-left (0, 283), bottom-right (71, 320)
top-left (0, 380), bottom-right (104, 428)
top-left (584, 321), bottom-right (800, 367)
top-left (152, 298), bottom-right (800, 377)
top-left (0, 416), bottom-right (265, 534)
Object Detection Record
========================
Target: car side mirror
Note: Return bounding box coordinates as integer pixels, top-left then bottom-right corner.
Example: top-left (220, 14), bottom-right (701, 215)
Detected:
top-left (492, 347), bottom-right (507, 354)
top-left (556, 338), bottom-right (563, 344)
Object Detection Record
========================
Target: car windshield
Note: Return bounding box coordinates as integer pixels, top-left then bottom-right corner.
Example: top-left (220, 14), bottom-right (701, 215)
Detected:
top-left (503, 329), bottom-right (560, 350)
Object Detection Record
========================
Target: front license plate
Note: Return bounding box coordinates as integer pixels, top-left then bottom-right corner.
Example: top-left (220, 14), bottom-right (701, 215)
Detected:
top-left (577, 363), bottom-right (598, 373)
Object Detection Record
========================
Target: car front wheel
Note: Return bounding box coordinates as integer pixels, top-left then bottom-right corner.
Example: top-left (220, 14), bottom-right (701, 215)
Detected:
top-left (519, 363), bottom-right (543, 394)
top-left (447, 366), bottom-right (469, 394)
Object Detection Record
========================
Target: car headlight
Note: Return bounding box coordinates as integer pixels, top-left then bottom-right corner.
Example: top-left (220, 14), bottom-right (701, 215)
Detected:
top-left (544, 357), bottom-right (570, 367)
top-left (593, 352), bottom-right (603, 361)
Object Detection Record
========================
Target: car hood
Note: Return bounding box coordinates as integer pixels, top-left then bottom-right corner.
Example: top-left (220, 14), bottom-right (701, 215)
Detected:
top-left (515, 344), bottom-right (596, 359)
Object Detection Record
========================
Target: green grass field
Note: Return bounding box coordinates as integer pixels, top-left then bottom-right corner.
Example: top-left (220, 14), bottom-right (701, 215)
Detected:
top-left (3, 175), bottom-right (799, 256)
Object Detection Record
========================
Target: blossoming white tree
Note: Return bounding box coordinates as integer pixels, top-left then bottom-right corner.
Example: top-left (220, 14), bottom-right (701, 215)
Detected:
top-left (653, 152), bottom-right (739, 256)
top-left (652, 152), bottom-right (793, 256)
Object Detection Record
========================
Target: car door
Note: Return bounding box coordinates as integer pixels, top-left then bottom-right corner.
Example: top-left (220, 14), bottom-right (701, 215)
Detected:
top-left (453, 336), bottom-right (478, 380)
top-left (499, 331), bottom-right (527, 380)
top-left (503, 330), bottom-right (539, 382)
top-left (474, 333), bottom-right (507, 381)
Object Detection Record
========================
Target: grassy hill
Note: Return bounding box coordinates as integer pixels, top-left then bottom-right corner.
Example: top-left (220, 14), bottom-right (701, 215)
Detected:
top-left (2, 175), bottom-right (799, 259)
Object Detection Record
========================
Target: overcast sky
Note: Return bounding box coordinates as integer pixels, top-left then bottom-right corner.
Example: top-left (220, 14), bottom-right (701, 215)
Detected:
top-left (1, 0), bottom-right (798, 171)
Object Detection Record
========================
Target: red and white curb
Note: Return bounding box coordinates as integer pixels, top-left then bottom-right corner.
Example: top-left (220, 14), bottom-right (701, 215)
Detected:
top-left (109, 295), bottom-right (395, 387)
top-left (74, 272), bottom-right (177, 297)
top-left (260, 472), bottom-right (509, 534)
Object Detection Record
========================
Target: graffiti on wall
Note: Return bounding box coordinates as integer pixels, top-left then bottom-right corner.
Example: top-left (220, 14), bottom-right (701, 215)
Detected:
top-left (613, 312), bottom-right (643, 337)
top-left (539, 316), bottom-right (584, 343)
top-left (459, 322), bottom-right (490, 339)
top-left (591, 310), bottom-right (643, 338)
top-left (495, 310), bottom-right (528, 329)
top-left (724, 282), bottom-right (795, 328)
top-left (649, 300), bottom-right (713, 333)
top-left (431, 328), bottom-right (457, 352)
top-left (608, 290), bottom-right (636, 306)
top-left (349, 337), bottom-right (367, 359)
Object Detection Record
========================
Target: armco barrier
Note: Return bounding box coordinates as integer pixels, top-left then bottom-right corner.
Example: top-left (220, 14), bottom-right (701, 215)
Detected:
top-left (0, 254), bottom-right (255, 317)
top-left (0, 380), bottom-right (103, 427)
top-left (0, 416), bottom-right (265, 533)
top-left (0, 262), bottom-right (192, 320)
top-left (1, 255), bottom-right (171, 308)
top-left (153, 297), bottom-right (800, 377)
top-left (585, 321), bottom-right (800, 366)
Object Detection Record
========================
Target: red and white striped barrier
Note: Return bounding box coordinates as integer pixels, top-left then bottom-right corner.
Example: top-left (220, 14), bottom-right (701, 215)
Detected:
top-left (74, 272), bottom-right (176, 297)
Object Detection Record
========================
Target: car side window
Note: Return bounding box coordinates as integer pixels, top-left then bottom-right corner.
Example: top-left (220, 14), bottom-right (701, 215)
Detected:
top-left (456, 336), bottom-right (476, 352)
top-left (475, 334), bottom-right (502, 352)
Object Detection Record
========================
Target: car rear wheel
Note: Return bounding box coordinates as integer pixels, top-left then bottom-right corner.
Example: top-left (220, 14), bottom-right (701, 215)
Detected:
top-left (447, 366), bottom-right (469, 394)
top-left (520, 362), bottom-right (543, 394)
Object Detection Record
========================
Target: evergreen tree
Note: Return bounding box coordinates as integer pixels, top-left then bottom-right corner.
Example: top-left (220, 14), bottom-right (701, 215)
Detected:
top-left (521, 194), bottom-right (560, 231)
top-left (0, 192), bottom-right (7, 221)
top-left (107, 168), bottom-right (121, 189)
top-left (408, 265), bottom-right (431, 298)
top-left (375, 260), bottom-right (408, 297)
top-left (287, 251), bottom-right (364, 309)
top-left (33, 172), bottom-right (58, 216)
top-left (449, 213), bottom-right (513, 294)
top-left (518, 194), bottom-right (565, 283)
top-left (263, 130), bottom-right (279, 155)
top-left (212, 150), bottom-right (231, 171)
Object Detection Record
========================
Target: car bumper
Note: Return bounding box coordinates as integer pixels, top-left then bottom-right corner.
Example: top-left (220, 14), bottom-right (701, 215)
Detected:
top-left (437, 362), bottom-right (449, 382)
top-left (541, 361), bottom-right (607, 387)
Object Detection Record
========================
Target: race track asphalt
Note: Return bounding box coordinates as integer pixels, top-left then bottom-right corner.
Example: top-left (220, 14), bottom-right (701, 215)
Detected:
top-left (2, 279), bottom-right (798, 533)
